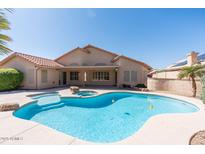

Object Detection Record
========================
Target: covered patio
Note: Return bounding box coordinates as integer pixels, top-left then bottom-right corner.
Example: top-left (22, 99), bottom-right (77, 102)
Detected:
top-left (58, 65), bottom-right (119, 86)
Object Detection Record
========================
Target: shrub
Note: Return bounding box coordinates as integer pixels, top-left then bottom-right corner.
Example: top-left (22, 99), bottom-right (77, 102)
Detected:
top-left (201, 75), bottom-right (205, 104)
top-left (0, 68), bottom-right (24, 91)
top-left (122, 84), bottom-right (131, 88)
top-left (135, 84), bottom-right (147, 88)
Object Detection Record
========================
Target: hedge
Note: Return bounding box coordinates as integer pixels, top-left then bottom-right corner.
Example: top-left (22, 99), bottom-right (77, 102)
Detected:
top-left (0, 68), bottom-right (24, 91)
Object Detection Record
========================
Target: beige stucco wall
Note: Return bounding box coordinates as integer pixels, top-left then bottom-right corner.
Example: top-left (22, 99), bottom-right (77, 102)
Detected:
top-left (115, 57), bottom-right (150, 87)
top-left (56, 49), bottom-right (86, 66)
top-left (152, 71), bottom-right (180, 79)
top-left (37, 68), bottom-right (60, 89)
top-left (56, 47), bottom-right (116, 66)
top-left (147, 77), bottom-right (202, 97)
top-left (0, 56), bottom-right (37, 89)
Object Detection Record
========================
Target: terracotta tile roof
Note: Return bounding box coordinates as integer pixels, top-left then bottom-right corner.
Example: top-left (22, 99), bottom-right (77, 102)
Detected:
top-left (0, 52), bottom-right (63, 68)
top-left (111, 55), bottom-right (152, 70)
top-left (0, 45), bottom-right (152, 70)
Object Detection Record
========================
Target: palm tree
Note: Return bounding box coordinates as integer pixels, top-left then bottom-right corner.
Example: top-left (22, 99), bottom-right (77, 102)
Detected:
top-left (0, 9), bottom-right (12, 55)
top-left (178, 64), bottom-right (205, 97)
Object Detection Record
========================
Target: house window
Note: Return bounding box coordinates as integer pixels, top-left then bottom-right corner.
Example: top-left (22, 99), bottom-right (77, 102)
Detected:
top-left (131, 71), bottom-right (137, 82)
top-left (124, 71), bottom-right (130, 82)
top-left (70, 72), bottom-right (79, 80)
top-left (41, 70), bottom-right (48, 83)
top-left (27, 69), bottom-right (34, 84)
top-left (124, 71), bottom-right (138, 82)
top-left (93, 72), bottom-right (109, 81)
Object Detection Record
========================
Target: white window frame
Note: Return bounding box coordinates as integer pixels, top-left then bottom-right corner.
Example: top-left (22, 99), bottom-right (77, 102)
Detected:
top-left (124, 71), bottom-right (138, 82)
top-left (131, 71), bottom-right (137, 82)
top-left (123, 71), bottom-right (130, 82)
top-left (70, 72), bottom-right (79, 81)
top-left (93, 72), bottom-right (109, 81)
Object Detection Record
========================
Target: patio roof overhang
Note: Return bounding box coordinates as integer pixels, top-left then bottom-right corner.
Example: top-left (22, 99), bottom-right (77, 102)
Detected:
top-left (62, 65), bottom-right (119, 69)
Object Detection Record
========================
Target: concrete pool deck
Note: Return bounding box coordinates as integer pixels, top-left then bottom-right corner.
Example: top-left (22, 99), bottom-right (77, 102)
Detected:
top-left (0, 87), bottom-right (205, 145)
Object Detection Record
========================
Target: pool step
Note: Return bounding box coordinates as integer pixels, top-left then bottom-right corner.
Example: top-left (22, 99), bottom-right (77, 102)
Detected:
top-left (39, 102), bottom-right (65, 111)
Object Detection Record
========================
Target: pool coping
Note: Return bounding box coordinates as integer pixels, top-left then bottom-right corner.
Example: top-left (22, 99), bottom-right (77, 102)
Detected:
top-left (0, 88), bottom-right (205, 144)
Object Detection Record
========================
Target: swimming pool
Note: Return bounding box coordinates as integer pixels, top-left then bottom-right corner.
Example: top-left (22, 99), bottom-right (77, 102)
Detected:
top-left (14, 92), bottom-right (199, 143)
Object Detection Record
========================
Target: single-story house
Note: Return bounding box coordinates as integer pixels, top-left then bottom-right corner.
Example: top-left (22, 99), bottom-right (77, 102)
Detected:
top-left (0, 44), bottom-right (152, 89)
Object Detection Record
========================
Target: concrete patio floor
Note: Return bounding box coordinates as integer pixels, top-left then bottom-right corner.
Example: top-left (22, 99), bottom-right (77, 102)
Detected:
top-left (0, 87), bottom-right (205, 145)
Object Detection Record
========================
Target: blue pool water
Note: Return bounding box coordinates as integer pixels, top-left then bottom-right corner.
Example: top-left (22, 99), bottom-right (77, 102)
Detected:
top-left (14, 92), bottom-right (199, 143)
top-left (75, 91), bottom-right (97, 97)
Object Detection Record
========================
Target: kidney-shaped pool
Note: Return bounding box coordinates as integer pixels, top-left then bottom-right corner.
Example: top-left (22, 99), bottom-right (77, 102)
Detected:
top-left (13, 92), bottom-right (199, 143)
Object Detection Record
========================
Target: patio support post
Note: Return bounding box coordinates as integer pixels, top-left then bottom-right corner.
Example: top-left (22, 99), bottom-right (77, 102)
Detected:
top-left (83, 71), bottom-right (87, 87)
top-left (114, 68), bottom-right (118, 86)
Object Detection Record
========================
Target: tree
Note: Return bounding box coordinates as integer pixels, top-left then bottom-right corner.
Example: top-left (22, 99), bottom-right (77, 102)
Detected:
top-left (178, 64), bottom-right (205, 97)
top-left (0, 9), bottom-right (12, 55)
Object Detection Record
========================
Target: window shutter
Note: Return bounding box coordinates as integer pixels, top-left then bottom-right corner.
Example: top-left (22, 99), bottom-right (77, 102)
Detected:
top-left (124, 71), bottom-right (130, 82)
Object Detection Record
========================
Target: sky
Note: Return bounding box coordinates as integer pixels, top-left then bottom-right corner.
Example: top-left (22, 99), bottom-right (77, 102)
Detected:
top-left (1, 8), bottom-right (205, 69)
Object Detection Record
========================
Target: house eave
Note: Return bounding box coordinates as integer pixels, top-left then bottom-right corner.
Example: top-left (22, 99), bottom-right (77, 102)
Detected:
top-left (62, 65), bottom-right (119, 69)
